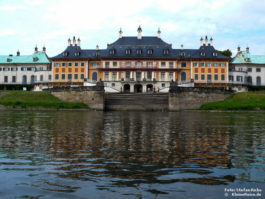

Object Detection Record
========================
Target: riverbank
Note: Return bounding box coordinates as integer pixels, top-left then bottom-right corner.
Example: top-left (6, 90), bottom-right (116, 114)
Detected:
top-left (0, 91), bottom-right (88, 109)
top-left (200, 91), bottom-right (265, 110)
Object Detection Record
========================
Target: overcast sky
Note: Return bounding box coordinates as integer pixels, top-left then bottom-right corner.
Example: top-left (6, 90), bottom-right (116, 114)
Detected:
top-left (0, 0), bottom-right (265, 56)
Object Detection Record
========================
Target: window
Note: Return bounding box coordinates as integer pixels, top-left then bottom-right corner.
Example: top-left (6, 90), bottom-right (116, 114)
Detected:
top-left (75, 62), bottom-right (78, 67)
top-left (121, 61), bottom-right (125, 67)
top-left (74, 74), bottom-right (78, 80)
top-left (68, 62), bottom-right (72, 67)
top-left (92, 72), bottom-right (97, 81)
top-left (61, 74), bottom-right (65, 80)
top-left (200, 62), bottom-right (205, 67)
top-left (55, 74), bottom-right (59, 80)
top-left (81, 62), bottom-right (85, 67)
top-left (68, 74), bottom-right (72, 80)
top-left (195, 74), bottom-right (198, 80)
top-left (161, 62), bottom-right (166, 67)
top-left (256, 68), bottom-right (261, 72)
top-left (200, 52), bottom-right (205, 56)
top-left (126, 72), bottom-right (130, 80)
top-left (40, 75), bottom-right (43, 81)
top-left (136, 61), bottom-right (141, 67)
top-left (112, 72), bottom-right (117, 81)
top-left (214, 74), bottom-right (218, 81)
top-left (126, 49), bottom-right (131, 55)
top-left (236, 76), bottom-right (243, 82)
top-left (163, 49), bottom-right (169, 55)
top-left (0, 68), bottom-right (1, 71)
top-left (229, 75), bottom-right (234, 82)
top-left (104, 72), bottom-right (109, 81)
top-left (161, 72), bottom-right (165, 81)
top-left (221, 74), bottom-right (225, 81)
top-left (207, 63), bottom-right (212, 67)
top-left (193, 62), bottom-right (198, 67)
top-left (55, 63), bottom-right (60, 67)
top-left (257, 76), bottom-right (261, 86)
top-left (221, 63), bottom-right (225, 67)
top-left (181, 62), bottom-right (186, 67)
top-left (126, 61), bottom-right (130, 67)
top-left (112, 83), bottom-right (115, 87)
top-left (48, 75), bottom-right (52, 80)
top-left (92, 62), bottom-right (98, 67)
top-left (113, 62), bottom-right (117, 67)
top-left (109, 49), bottom-right (115, 55)
top-left (181, 72), bottom-right (186, 82)
top-left (207, 74), bottom-right (212, 82)
top-left (201, 74), bottom-right (205, 80)
top-left (147, 72), bottom-right (152, 80)
top-left (136, 49), bottom-right (142, 55)
top-left (147, 62), bottom-right (153, 67)
top-left (12, 76), bottom-right (16, 83)
top-left (247, 68), bottom-right (252, 72)
top-left (105, 62), bottom-right (110, 68)
top-left (4, 76), bottom-right (8, 83)
top-left (80, 74), bottom-right (84, 80)
top-left (136, 72), bottom-right (141, 81)
top-left (62, 62), bottom-right (66, 67)
top-left (169, 62), bottom-right (174, 68)
top-left (161, 83), bottom-right (165, 87)
top-left (214, 63), bottom-right (218, 67)
top-left (147, 49), bottom-right (153, 55)
top-left (169, 72), bottom-right (173, 81)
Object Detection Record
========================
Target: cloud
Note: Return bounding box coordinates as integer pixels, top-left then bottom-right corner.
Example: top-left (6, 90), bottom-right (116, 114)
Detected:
top-left (0, 5), bottom-right (26, 11)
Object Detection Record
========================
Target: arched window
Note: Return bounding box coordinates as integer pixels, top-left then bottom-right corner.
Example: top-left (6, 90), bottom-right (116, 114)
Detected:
top-left (22, 75), bottom-right (27, 84)
top-left (136, 49), bottom-right (142, 55)
top-left (92, 72), bottom-right (98, 82)
top-left (181, 72), bottom-right (186, 82)
top-left (257, 76), bottom-right (261, 86)
top-left (125, 49), bottom-right (131, 55)
top-left (30, 75), bottom-right (35, 83)
top-left (247, 76), bottom-right (252, 85)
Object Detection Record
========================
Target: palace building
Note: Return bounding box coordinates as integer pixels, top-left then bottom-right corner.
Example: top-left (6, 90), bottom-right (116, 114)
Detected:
top-left (51, 27), bottom-right (230, 92)
top-left (0, 47), bottom-right (52, 90)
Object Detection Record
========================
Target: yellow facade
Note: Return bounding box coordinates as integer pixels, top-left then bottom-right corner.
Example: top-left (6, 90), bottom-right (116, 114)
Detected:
top-left (88, 61), bottom-right (103, 82)
top-left (52, 60), bottom-right (88, 83)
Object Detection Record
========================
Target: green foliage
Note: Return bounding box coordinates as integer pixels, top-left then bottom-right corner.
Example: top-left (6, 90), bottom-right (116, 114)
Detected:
top-left (0, 91), bottom-right (87, 109)
top-left (219, 49), bottom-right (232, 58)
top-left (200, 91), bottom-right (265, 110)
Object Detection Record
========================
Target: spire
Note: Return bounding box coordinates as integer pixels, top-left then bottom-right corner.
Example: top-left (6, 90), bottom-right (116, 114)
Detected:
top-left (200, 37), bottom-right (203, 46)
top-left (119, 28), bottom-right (123, 38)
top-left (210, 37), bottom-right (213, 46)
top-left (68, 38), bottom-right (71, 46)
top-left (157, 27), bottom-right (161, 38)
top-left (137, 25), bottom-right (142, 39)
top-left (205, 35), bottom-right (208, 46)
top-left (73, 36), bottom-right (76, 46)
top-left (77, 38), bottom-right (81, 47)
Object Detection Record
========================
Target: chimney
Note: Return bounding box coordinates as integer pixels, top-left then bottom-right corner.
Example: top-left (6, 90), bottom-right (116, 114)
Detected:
top-left (205, 36), bottom-right (208, 46)
top-left (246, 47), bottom-right (249, 53)
top-left (35, 46), bottom-right (38, 53)
top-left (181, 44), bottom-right (184, 50)
top-left (73, 36), bottom-right (76, 45)
top-left (96, 45), bottom-right (99, 50)
top-left (157, 27), bottom-right (161, 38)
top-left (119, 28), bottom-right (123, 38)
top-left (137, 25), bottom-right (142, 40)
top-left (210, 37), bottom-right (213, 46)
top-left (68, 38), bottom-right (71, 46)
top-left (237, 46), bottom-right (241, 52)
top-left (43, 46), bottom-right (46, 52)
top-left (77, 38), bottom-right (81, 47)
top-left (200, 37), bottom-right (203, 46)
top-left (17, 50), bottom-right (20, 56)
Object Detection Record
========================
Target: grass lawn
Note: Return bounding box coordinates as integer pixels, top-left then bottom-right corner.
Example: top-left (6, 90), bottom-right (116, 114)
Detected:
top-left (0, 91), bottom-right (87, 109)
top-left (200, 91), bottom-right (265, 110)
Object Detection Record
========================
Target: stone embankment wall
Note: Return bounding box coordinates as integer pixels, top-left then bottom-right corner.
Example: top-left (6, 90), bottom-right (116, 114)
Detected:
top-left (44, 86), bottom-right (104, 110)
top-left (169, 86), bottom-right (233, 111)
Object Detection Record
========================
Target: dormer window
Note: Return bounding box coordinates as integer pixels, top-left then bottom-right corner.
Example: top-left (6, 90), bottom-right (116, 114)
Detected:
top-left (147, 49), bottom-right (153, 55)
top-left (7, 58), bottom-right (12, 62)
top-left (136, 49), bottom-right (142, 55)
top-left (245, 58), bottom-right (250, 62)
top-left (109, 49), bottom-right (115, 55)
top-left (163, 49), bottom-right (169, 55)
top-left (33, 57), bottom-right (39, 62)
top-left (213, 52), bottom-right (217, 56)
top-left (74, 52), bottom-right (80, 56)
top-left (125, 49), bottom-right (131, 55)
top-left (180, 52), bottom-right (185, 56)
top-left (200, 52), bottom-right (206, 56)
top-left (63, 52), bottom-right (69, 56)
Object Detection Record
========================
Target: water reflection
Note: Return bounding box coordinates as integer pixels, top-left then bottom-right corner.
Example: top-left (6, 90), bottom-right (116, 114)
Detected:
top-left (0, 111), bottom-right (264, 198)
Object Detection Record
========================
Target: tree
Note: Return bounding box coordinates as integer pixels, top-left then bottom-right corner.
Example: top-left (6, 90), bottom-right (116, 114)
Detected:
top-left (219, 49), bottom-right (232, 58)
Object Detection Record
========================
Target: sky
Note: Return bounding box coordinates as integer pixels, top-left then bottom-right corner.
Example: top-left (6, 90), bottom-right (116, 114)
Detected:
top-left (0, 0), bottom-right (265, 57)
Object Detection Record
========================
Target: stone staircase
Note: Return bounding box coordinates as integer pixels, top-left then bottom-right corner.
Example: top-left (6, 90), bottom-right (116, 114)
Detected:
top-left (105, 93), bottom-right (169, 111)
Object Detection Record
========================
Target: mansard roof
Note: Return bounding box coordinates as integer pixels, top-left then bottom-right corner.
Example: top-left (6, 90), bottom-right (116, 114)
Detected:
top-left (0, 51), bottom-right (50, 64)
top-left (232, 51), bottom-right (265, 64)
top-left (108, 36), bottom-right (171, 47)
top-left (52, 36), bottom-right (229, 60)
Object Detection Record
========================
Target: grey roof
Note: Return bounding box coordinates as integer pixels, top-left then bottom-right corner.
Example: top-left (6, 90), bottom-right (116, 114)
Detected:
top-left (51, 36), bottom-right (229, 60)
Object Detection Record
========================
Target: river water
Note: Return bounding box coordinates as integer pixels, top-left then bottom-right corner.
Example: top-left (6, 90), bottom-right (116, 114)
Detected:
top-left (0, 111), bottom-right (264, 199)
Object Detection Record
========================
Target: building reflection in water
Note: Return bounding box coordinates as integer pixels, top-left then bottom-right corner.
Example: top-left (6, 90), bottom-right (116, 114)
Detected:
top-left (0, 110), bottom-right (264, 195)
